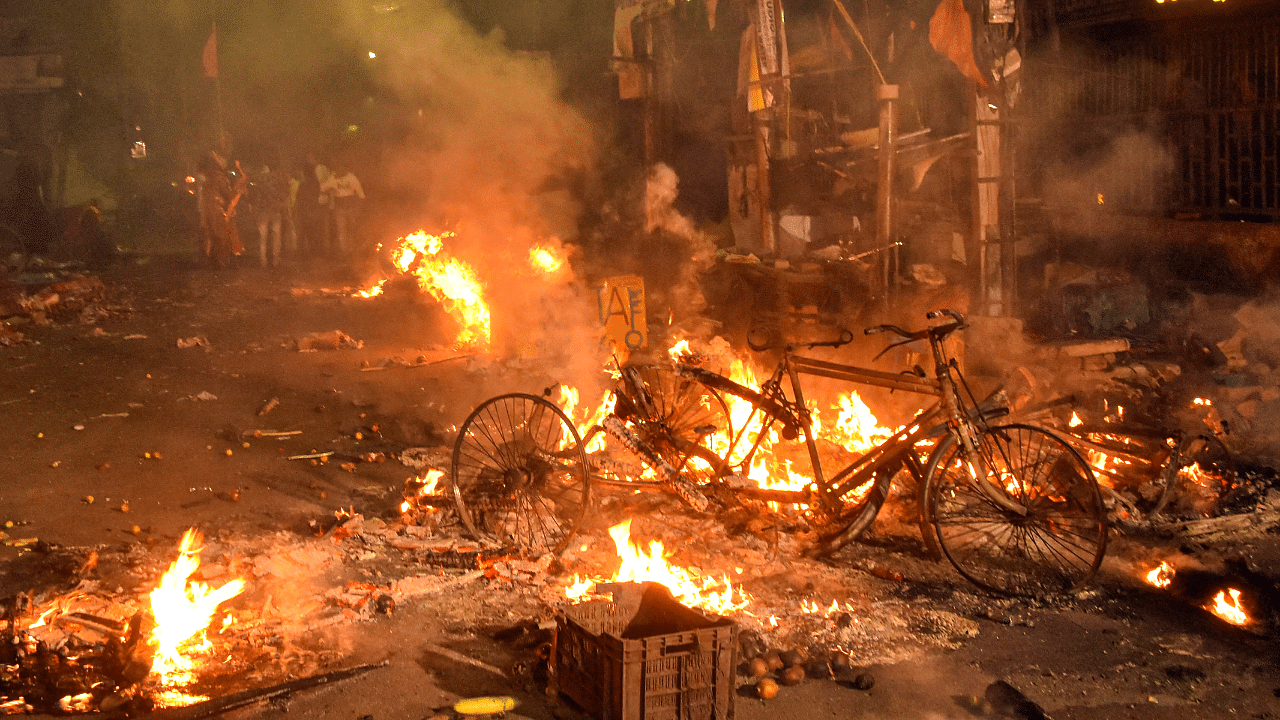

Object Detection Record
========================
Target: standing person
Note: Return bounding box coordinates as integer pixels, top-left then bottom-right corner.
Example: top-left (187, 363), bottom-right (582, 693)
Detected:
top-left (284, 167), bottom-right (300, 257)
top-left (0, 156), bottom-right (56, 255)
top-left (296, 154), bottom-right (330, 256)
top-left (250, 163), bottom-right (291, 267)
top-left (195, 150), bottom-right (245, 266)
top-left (320, 162), bottom-right (365, 255)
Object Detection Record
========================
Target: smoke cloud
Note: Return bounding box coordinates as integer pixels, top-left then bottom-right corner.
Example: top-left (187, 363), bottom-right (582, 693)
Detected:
top-left (324, 2), bottom-right (614, 392)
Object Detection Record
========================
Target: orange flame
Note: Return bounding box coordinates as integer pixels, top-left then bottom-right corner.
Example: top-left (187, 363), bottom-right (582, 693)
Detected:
top-left (667, 339), bottom-right (693, 361)
top-left (564, 520), bottom-right (750, 615)
top-left (1144, 561), bottom-right (1174, 589)
top-left (389, 231), bottom-right (490, 349)
top-left (1179, 461), bottom-right (1210, 487)
top-left (354, 280), bottom-right (386, 298)
top-left (651, 340), bottom-right (895, 496)
top-left (1207, 588), bottom-right (1248, 626)
top-left (829, 391), bottom-right (894, 454)
top-left (400, 469), bottom-right (445, 514)
top-left (558, 385), bottom-right (614, 453)
top-left (149, 530), bottom-right (245, 687)
top-left (528, 242), bottom-right (567, 280)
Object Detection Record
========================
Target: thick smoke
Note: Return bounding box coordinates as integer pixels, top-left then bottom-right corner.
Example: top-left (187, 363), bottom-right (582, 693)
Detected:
top-left (1018, 46), bottom-right (1176, 232)
top-left (644, 163), bottom-right (718, 332)
top-left (331, 2), bottom-right (611, 391)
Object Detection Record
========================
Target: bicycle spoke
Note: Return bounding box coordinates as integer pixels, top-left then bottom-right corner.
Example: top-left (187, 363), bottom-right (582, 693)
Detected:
top-left (451, 394), bottom-right (589, 553)
top-left (928, 425), bottom-right (1107, 595)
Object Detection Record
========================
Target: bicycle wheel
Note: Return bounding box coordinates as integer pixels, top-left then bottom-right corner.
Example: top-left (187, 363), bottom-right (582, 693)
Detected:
top-left (0, 224), bottom-right (30, 275)
top-left (1153, 433), bottom-right (1235, 518)
top-left (613, 364), bottom-right (735, 482)
top-left (923, 424), bottom-right (1108, 596)
top-left (450, 393), bottom-right (591, 554)
top-left (1068, 424), bottom-right (1175, 523)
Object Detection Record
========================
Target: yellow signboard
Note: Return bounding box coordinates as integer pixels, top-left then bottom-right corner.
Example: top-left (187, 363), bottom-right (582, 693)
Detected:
top-left (595, 275), bottom-right (646, 352)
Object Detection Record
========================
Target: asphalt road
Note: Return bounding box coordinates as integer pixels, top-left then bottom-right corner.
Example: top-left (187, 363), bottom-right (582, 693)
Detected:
top-left (1, 258), bottom-right (1277, 720)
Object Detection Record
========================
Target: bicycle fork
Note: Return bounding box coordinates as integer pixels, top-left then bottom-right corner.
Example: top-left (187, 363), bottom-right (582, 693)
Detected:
top-left (932, 354), bottom-right (1029, 517)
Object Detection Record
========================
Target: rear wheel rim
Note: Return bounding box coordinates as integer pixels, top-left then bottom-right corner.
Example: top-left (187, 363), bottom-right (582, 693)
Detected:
top-left (451, 393), bottom-right (590, 554)
top-left (928, 424), bottom-right (1108, 596)
top-left (615, 365), bottom-right (734, 483)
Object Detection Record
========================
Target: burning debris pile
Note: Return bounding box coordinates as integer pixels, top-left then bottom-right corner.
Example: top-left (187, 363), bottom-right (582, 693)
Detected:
top-left (1, 530), bottom-right (244, 714)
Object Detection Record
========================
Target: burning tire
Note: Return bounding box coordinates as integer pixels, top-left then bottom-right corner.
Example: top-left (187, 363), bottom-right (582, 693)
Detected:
top-left (450, 393), bottom-right (591, 554)
top-left (923, 424), bottom-right (1108, 596)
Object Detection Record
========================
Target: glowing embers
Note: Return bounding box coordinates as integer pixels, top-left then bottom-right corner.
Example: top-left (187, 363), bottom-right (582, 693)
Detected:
top-left (149, 529), bottom-right (245, 689)
top-left (564, 520), bottom-right (750, 615)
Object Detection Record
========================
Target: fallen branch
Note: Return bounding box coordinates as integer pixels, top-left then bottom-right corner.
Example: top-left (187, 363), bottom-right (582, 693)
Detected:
top-left (250, 430), bottom-right (303, 438)
top-left (134, 661), bottom-right (388, 720)
top-left (421, 642), bottom-right (507, 678)
top-left (287, 452), bottom-right (334, 460)
top-left (1151, 508), bottom-right (1280, 541)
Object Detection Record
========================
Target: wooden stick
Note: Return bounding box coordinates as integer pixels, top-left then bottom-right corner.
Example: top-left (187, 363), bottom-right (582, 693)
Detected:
top-left (132, 661), bottom-right (388, 720)
top-left (421, 642), bottom-right (507, 678)
top-left (828, 0), bottom-right (885, 84)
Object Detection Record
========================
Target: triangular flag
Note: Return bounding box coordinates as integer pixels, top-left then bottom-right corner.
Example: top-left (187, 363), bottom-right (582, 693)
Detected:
top-left (202, 24), bottom-right (219, 79)
top-left (828, 13), bottom-right (853, 62)
top-left (929, 0), bottom-right (986, 87)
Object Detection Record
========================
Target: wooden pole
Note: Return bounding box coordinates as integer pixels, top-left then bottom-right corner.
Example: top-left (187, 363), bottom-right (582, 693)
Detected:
top-left (755, 114), bottom-right (775, 254)
top-left (876, 84), bottom-right (898, 305)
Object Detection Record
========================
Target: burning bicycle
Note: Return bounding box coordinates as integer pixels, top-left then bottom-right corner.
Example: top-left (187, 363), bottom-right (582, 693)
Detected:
top-left (450, 310), bottom-right (1109, 597)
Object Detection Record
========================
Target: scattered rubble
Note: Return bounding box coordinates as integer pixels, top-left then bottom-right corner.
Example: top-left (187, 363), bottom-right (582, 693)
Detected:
top-left (296, 330), bottom-right (363, 351)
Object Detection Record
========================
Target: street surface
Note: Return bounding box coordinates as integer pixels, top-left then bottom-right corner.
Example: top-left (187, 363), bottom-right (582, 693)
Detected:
top-left (1, 259), bottom-right (1277, 720)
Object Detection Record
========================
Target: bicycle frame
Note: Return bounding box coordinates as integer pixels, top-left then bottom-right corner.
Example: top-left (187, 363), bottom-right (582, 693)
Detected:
top-left (667, 344), bottom-right (948, 514)
top-left (677, 317), bottom-right (1025, 518)
top-left (784, 352), bottom-right (940, 497)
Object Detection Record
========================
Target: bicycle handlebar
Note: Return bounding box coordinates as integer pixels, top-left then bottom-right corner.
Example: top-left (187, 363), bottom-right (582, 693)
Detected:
top-left (864, 309), bottom-right (968, 342)
top-left (747, 325), bottom-right (854, 352)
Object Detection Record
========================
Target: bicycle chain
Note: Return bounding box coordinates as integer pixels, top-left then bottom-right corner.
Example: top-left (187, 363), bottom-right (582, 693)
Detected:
top-left (602, 415), bottom-right (711, 512)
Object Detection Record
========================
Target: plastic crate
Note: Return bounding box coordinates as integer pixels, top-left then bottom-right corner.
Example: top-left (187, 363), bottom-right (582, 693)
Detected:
top-left (554, 583), bottom-right (737, 720)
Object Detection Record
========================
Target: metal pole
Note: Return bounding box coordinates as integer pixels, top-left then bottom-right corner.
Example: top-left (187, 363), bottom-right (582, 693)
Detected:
top-left (876, 84), bottom-right (898, 305)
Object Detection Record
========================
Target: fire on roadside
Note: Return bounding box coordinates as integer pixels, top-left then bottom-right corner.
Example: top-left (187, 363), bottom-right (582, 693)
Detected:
top-left (564, 519), bottom-right (750, 615)
top-left (1144, 561), bottom-right (1174, 589)
top-left (400, 469), bottom-right (446, 516)
top-left (148, 529), bottom-right (245, 689)
top-left (1206, 588), bottom-right (1249, 626)
top-left (359, 230), bottom-right (490, 349)
top-left (354, 280), bottom-right (386, 298)
top-left (552, 336), bottom-right (897, 501)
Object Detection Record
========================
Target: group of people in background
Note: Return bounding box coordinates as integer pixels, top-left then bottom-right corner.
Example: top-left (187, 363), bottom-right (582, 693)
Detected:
top-left (195, 149), bottom-right (364, 268)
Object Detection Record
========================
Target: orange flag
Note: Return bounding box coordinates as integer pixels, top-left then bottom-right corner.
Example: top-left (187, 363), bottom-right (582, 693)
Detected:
top-left (828, 14), bottom-right (853, 62)
top-left (202, 24), bottom-right (218, 78)
top-left (929, 0), bottom-right (986, 87)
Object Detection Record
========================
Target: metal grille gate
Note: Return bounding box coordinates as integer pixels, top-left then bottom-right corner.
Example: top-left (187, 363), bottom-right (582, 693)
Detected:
top-left (1025, 15), bottom-right (1280, 219)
